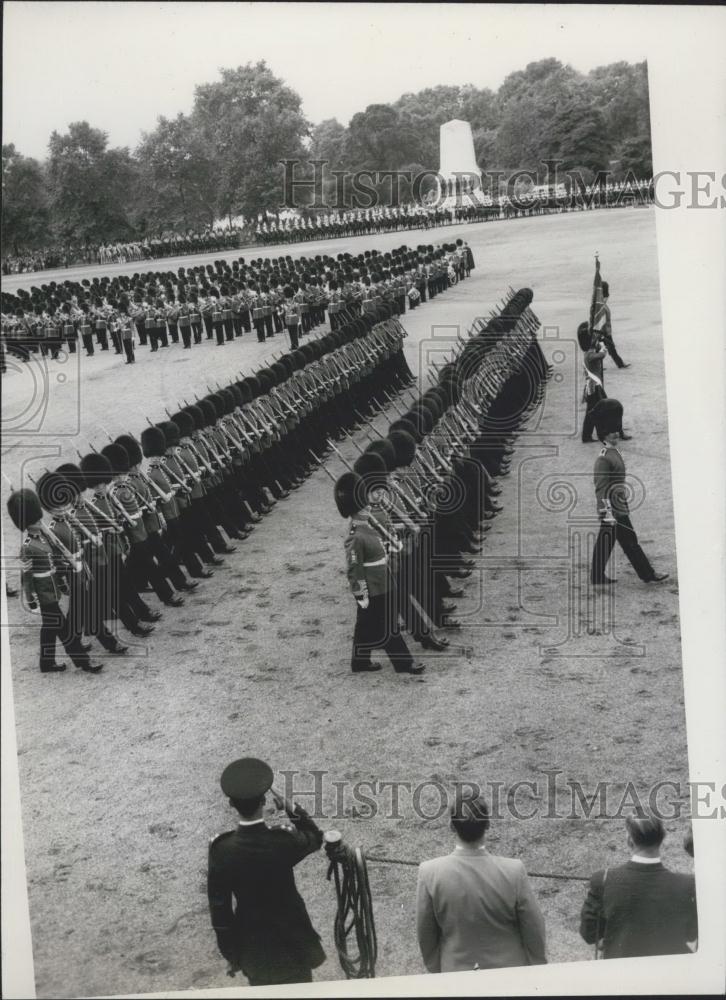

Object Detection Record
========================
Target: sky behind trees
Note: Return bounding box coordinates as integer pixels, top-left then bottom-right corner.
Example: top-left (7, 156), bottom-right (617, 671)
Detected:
top-left (3, 2), bottom-right (653, 160)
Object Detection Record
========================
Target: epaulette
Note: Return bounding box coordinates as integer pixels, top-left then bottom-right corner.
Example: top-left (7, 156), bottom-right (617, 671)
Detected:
top-left (208, 830), bottom-right (235, 849)
top-left (274, 822), bottom-right (296, 834)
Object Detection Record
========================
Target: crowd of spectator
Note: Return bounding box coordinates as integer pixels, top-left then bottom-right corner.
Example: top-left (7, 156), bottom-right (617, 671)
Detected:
top-left (1, 228), bottom-right (248, 276)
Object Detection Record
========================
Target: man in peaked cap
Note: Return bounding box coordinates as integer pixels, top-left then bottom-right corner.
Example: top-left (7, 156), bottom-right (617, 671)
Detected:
top-left (207, 757), bottom-right (325, 986)
top-left (590, 399), bottom-right (668, 586)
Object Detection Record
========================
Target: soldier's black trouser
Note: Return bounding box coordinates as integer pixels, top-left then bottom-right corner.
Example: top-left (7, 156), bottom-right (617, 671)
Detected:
top-left (582, 387), bottom-right (606, 441)
top-left (190, 497), bottom-right (227, 554)
top-left (39, 601), bottom-right (90, 670)
top-left (214, 321), bottom-right (225, 346)
top-left (180, 323), bottom-right (192, 348)
top-left (164, 515), bottom-right (206, 576)
top-left (287, 323), bottom-right (300, 350)
top-left (82, 333), bottom-right (95, 355)
top-left (602, 333), bottom-right (626, 368)
top-left (146, 529), bottom-right (188, 589)
top-left (591, 514), bottom-right (655, 583)
top-left (127, 539), bottom-right (175, 602)
top-left (122, 338), bottom-right (135, 363)
top-left (351, 591), bottom-right (414, 672)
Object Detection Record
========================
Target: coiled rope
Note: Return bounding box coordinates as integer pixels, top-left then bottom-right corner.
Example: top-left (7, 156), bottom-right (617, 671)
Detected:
top-left (324, 831), bottom-right (378, 978)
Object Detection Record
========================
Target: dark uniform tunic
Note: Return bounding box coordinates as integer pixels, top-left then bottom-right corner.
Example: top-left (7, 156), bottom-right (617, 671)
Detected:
top-left (207, 807), bottom-right (325, 986)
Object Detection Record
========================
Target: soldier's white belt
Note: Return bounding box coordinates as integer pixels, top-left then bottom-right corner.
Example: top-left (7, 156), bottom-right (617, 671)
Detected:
top-left (34, 570), bottom-right (55, 578)
top-left (363, 557), bottom-right (387, 567)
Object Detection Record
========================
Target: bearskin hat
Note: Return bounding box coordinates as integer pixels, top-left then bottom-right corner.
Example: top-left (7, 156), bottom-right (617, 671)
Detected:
top-left (388, 429), bottom-right (417, 468)
top-left (577, 322), bottom-right (592, 353)
top-left (101, 443), bottom-right (130, 475)
top-left (140, 426), bottom-right (167, 459)
top-left (115, 434), bottom-right (143, 467)
top-left (365, 438), bottom-right (397, 473)
top-left (334, 471), bottom-right (364, 518)
top-left (56, 463), bottom-right (84, 497)
top-left (389, 417), bottom-right (423, 445)
top-left (80, 451), bottom-right (114, 486)
top-left (36, 470), bottom-right (75, 511)
top-left (172, 410), bottom-right (195, 438)
top-left (593, 398), bottom-right (623, 441)
top-left (7, 488), bottom-right (42, 530)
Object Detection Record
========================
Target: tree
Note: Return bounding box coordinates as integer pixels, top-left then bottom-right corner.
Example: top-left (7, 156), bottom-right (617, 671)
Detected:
top-left (47, 122), bottom-right (136, 244)
top-left (310, 118), bottom-right (348, 171)
top-left (616, 135), bottom-right (653, 179)
top-left (136, 114), bottom-right (217, 233)
top-left (191, 61), bottom-right (310, 219)
top-left (1, 144), bottom-right (50, 253)
top-left (548, 100), bottom-right (610, 173)
top-left (345, 104), bottom-right (422, 172)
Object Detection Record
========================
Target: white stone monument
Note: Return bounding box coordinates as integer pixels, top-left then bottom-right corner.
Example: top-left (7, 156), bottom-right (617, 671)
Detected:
top-left (437, 119), bottom-right (490, 208)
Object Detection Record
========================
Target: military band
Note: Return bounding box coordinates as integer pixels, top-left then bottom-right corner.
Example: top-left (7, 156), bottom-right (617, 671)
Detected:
top-left (1, 240), bottom-right (472, 369)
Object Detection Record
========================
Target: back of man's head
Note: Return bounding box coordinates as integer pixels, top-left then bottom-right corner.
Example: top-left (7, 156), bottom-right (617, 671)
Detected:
top-left (626, 810), bottom-right (665, 850)
top-left (451, 792), bottom-right (490, 843)
top-left (230, 795), bottom-right (265, 820)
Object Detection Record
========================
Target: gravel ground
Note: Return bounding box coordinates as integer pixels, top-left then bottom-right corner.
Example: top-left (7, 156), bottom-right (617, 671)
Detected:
top-left (2, 208), bottom-right (693, 997)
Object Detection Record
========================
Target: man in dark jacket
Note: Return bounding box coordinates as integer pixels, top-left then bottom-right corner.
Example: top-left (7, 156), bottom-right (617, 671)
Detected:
top-left (207, 757), bottom-right (326, 986)
top-left (580, 811), bottom-right (697, 958)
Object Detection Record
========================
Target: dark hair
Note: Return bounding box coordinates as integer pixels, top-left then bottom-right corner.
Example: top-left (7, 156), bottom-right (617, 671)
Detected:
top-left (450, 792), bottom-right (490, 842)
top-left (230, 795), bottom-right (265, 819)
top-left (625, 811), bottom-right (665, 849)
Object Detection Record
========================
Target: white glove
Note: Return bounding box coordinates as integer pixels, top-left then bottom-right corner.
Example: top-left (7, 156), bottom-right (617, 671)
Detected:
top-left (355, 591), bottom-right (370, 610)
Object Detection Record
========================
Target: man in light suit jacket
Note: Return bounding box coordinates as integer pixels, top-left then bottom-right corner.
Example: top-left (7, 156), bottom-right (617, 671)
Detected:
top-left (580, 811), bottom-right (697, 958)
top-left (416, 792), bottom-right (547, 972)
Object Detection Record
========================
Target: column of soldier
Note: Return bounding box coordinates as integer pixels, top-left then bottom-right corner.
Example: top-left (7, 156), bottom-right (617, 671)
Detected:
top-left (254, 180), bottom-right (654, 247)
top-left (332, 287), bottom-right (552, 674)
top-left (5, 301), bottom-right (446, 675)
top-left (0, 240), bottom-right (473, 373)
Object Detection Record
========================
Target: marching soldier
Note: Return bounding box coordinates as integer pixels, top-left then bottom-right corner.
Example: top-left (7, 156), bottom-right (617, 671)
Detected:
top-left (7, 488), bottom-right (102, 674)
top-left (35, 469), bottom-right (128, 657)
top-left (207, 757), bottom-right (326, 986)
top-left (79, 450), bottom-right (161, 637)
top-left (593, 281), bottom-right (629, 369)
top-left (590, 399), bottom-right (668, 586)
top-left (335, 470), bottom-right (424, 675)
top-left (101, 442), bottom-right (185, 608)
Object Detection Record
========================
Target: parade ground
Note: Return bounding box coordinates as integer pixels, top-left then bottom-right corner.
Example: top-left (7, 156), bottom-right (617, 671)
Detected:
top-left (2, 208), bottom-right (692, 996)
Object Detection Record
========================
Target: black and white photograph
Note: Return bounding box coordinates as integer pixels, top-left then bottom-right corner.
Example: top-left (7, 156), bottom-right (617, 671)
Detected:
top-left (1, 3), bottom-right (724, 998)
